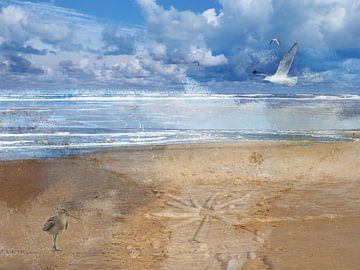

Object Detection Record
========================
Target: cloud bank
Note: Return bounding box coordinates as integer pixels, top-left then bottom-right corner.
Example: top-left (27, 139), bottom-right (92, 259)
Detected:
top-left (0, 0), bottom-right (360, 90)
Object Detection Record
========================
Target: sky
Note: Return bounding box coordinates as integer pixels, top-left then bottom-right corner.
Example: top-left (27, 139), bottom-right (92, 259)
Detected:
top-left (0, 0), bottom-right (360, 91)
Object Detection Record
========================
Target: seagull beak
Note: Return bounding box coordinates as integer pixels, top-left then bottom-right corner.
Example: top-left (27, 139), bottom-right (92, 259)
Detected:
top-left (67, 213), bottom-right (82, 221)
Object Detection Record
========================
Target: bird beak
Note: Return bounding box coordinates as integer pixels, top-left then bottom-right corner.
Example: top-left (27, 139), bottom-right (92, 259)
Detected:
top-left (66, 213), bottom-right (82, 221)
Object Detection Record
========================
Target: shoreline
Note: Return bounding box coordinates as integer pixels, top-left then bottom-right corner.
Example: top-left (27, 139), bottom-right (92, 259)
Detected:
top-left (1, 136), bottom-right (358, 162)
top-left (1, 140), bottom-right (359, 269)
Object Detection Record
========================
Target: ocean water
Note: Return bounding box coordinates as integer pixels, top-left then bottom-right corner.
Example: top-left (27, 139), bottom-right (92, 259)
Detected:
top-left (0, 89), bottom-right (359, 160)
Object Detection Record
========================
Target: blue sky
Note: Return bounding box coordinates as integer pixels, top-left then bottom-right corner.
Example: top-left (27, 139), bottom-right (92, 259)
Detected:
top-left (1, 0), bottom-right (360, 90)
top-left (45, 0), bottom-right (222, 24)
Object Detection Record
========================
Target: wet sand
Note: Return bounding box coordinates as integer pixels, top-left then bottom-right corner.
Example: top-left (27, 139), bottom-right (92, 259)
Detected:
top-left (0, 141), bottom-right (359, 269)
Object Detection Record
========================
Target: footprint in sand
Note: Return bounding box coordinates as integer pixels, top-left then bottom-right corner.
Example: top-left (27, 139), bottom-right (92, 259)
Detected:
top-left (249, 152), bottom-right (264, 165)
top-left (215, 251), bottom-right (257, 270)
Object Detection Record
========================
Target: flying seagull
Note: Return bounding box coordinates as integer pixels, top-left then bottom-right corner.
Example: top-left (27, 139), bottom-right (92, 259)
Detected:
top-left (270, 37), bottom-right (281, 47)
top-left (193, 60), bottom-right (200, 66)
top-left (253, 41), bottom-right (298, 86)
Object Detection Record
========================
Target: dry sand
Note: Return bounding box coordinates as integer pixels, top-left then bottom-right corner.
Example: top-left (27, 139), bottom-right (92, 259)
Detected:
top-left (0, 141), bottom-right (359, 270)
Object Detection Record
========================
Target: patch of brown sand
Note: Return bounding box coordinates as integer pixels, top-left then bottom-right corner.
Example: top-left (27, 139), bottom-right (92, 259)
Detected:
top-left (0, 160), bottom-right (53, 207)
top-left (0, 157), bottom-right (166, 270)
top-left (257, 218), bottom-right (360, 270)
top-left (0, 141), bottom-right (359, 269)
top-left (109, 201), bottom-right (171, 269)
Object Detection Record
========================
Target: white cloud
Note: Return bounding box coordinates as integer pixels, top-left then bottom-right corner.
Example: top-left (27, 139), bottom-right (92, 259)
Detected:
top-left (1, 5), bottom-right (26, 25)
top-left (1, 0), bottom-right (360, 89)
top-left (186, 47), bottom-right (228, 66)
top-left (0, 5), bottom-right (70, 48)
top-left (27, 52), bottom-right (187, 88)
top-left (136, 0), bottom-right (228, 67)
top-left (300, 68), bottom-right (333, 83)
top-left (202, 8), bottom-right (222, 27)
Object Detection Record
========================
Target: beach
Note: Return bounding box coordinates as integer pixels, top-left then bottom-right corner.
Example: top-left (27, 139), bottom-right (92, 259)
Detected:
top-left (0, 140), bottom-right (359, 269)
top-left (1, 1), bottom-right (360, 270)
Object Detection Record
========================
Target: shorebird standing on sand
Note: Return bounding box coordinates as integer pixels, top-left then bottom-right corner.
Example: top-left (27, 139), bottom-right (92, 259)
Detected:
top-left (43, 208), bottom-right (82, 251)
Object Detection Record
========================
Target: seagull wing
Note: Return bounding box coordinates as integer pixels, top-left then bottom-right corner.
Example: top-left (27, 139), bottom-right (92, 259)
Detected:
top-left (43, 217), bottom-right (56, 231)
top-left (275, 42), bottom-right (298, 77)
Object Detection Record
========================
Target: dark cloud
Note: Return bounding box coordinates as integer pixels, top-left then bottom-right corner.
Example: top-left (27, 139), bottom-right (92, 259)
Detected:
top-left (336, 49), bottom-right (360, 59)
top-left (58, 59), bottom-right (92, 80)
top-left (59, 60), bottom-right (78, 73)
top-left (1, 55), bottom-right (44, 75)
top-left (0, 42), bottom-right (48, 55)
top-left (102, 26), bottom-right (136, 55)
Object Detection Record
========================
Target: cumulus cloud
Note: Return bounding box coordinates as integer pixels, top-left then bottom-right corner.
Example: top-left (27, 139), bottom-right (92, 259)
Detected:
top-left (0, 0), bottom-right (360, 89)
top-left (0, 54), bottom-right (44, 75)
top-left (0, 5), bottom-right (70, 49)
top-left (186, 47), bottom-right (228, 66)
top-left (26, 52), bottom-right (187, 88)
top-left (135, 0), bottom-right (360, 84)
top-left (202, 8), bottom-right (222, 27)
top-left (102, 26), bottom-right (138, 55)
top-left (137, 0), bottom-right (228, 66)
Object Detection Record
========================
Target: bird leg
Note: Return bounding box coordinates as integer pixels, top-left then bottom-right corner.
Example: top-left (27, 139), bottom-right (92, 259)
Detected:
top-left (53, 234), bottom-right (61, 251)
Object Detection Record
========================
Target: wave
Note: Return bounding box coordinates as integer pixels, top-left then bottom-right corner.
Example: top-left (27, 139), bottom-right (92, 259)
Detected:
top-left (0, 129), bottom-right (354, 160)
top-left (235, 94), bottom-right (360, 100)
top-left (0, 89), bottom-right (358, 160)
top-left (0, 140), bottom-right (33, 145)
top-left (0, 129), bottom-right (352, 143)
top-left (0, 130), bottom-right (181, 137)
top-left (0, 93), bottom-right (359, 102)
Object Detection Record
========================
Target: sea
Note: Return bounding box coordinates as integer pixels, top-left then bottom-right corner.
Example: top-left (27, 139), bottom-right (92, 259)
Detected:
top-left (0, 86), bottom-right (359, 160)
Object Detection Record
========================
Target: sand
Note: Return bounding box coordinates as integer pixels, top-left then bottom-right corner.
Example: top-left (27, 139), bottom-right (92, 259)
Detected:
top-left (0, 141), bottom-right (359, 270)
